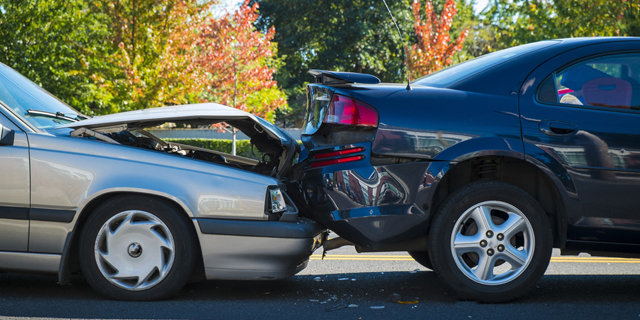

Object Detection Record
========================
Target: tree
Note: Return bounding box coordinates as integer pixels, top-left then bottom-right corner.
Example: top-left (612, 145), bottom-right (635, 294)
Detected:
top-left (253, 0), bottom-right (414, 127)
top-left (0, 0), bottom-right (110, 112)
top-left (408, 0), bottom-right (469, 78)
top-left (88, 0), bottom-right (212, 115)
top-left (196, 0), bottom-right (287, 154)
top-left (196, 0), bottom-right (286, 122)
top-left (485, 0), bottom-right (640, 50)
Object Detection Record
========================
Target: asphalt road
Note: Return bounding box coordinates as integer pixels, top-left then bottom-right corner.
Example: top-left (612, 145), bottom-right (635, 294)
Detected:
top-left (0, 248), bottom-right (639, 320)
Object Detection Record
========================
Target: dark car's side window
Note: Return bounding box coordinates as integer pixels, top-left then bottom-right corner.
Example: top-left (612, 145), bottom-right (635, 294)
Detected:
top-left (538, 53), bottom-right (640, 110)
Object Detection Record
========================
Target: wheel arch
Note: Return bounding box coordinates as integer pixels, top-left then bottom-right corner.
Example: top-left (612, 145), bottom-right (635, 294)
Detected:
top-left (430, 155), bottom-right (569, 249)
top-left (58, 191), bottom-right (205, 285)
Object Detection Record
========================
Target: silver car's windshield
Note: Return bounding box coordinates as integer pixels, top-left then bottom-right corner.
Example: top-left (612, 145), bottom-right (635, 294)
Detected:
top-left (0, 63), bottom-right (85, 131)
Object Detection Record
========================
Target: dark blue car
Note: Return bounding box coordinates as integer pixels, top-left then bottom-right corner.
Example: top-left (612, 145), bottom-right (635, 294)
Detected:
top-left (296, 37), bottom-right (640, 302)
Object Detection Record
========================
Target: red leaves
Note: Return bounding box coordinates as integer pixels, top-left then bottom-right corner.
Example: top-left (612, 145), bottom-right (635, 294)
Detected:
top-left (408, 0), bottom-right (468, 78)
top-left (195, 0), bottom-right (285, 120)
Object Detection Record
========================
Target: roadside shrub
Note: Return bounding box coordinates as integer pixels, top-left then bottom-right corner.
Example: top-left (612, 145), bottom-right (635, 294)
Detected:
top-left (166, 139), bottom-right (262, 160)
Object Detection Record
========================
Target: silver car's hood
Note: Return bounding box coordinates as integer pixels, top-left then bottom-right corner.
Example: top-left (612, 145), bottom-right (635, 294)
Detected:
top-left (62, 103), bottom-right (292, 143)
top-left (62, 103), bottom-right (299, 178)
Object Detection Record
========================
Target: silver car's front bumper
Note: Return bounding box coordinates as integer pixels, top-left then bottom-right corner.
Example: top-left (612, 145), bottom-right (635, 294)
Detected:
top-left (193, 218), bottom-right (325, 280)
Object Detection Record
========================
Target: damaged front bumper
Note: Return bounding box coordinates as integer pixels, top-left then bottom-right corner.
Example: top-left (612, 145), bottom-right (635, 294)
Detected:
top-left (193, 217), bottom-right (326, 280)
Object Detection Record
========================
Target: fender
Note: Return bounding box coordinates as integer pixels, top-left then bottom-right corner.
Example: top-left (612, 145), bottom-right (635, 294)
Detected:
top-left (57, 188), bottom-right (195, 286)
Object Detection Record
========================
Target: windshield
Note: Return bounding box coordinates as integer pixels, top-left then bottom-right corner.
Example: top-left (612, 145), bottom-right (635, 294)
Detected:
top-left (413, 40), bottom-right (561, 88)
top-left (0, 63), bottom-right (84, 132)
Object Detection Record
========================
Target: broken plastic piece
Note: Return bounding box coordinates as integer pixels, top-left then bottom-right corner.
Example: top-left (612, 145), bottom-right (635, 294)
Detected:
top-left (370, 306), bottom-right (385, 309)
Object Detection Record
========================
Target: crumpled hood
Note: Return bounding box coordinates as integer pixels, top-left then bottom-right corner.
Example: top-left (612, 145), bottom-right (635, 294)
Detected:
top-left (62, 103), bottom-right (294, 145)
top-left (62, 103), bottom-right (299, 178)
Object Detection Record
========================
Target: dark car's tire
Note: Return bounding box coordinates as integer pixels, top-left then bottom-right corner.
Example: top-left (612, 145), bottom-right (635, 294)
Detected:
top-left (408, 250), bottom-right (433, 270)
top-left (79, 195), bottom-right (197, 301)
top-left (428, 181), bottom-right (552, 303)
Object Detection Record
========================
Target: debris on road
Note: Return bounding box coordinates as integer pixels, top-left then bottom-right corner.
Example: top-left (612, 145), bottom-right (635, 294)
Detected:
top-left (388, 293), bottom-right (401, 303)
top-left (325, 305), bottom-right (347, 312)
top-left (370, 306), bottom-right (385, 309)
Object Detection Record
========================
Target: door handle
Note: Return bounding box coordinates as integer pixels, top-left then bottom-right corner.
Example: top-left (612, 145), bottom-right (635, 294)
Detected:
top-left (539, 120), bottom-right (577, 136)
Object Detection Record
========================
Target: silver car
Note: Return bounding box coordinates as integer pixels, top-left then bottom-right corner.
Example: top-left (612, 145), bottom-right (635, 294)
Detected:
top-left (0, 62), bottom-right (324, 300)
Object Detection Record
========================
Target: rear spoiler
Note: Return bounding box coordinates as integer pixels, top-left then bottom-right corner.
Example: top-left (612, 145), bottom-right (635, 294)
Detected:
top-left (309, 69), bottom-right (381, 85)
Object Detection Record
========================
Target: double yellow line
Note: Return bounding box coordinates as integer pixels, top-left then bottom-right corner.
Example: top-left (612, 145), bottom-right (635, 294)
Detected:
top-left (310, 254), bottom-right (640, 264)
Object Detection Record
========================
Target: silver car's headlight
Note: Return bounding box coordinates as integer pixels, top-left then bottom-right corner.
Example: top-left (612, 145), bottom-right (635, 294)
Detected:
top-left (269, 187), bottom-right (287, 214)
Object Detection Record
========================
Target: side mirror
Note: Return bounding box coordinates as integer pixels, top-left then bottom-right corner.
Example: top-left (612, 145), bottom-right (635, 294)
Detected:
top-left (0, 123), bottom-right (15, 146)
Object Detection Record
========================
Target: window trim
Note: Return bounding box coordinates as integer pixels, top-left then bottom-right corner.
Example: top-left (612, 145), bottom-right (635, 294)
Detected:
top-left (534, 50), bottom-right (640, 114)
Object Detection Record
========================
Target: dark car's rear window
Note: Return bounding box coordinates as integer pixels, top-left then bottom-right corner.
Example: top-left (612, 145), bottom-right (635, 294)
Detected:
top-left (413, 40), bottom-right (561, 88)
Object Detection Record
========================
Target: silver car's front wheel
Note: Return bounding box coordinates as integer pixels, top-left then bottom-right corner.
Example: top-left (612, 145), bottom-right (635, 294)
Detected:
top-left (94, 210), bottom-right (175, 291)
top-left (80, 195), bottom-right (196, 301)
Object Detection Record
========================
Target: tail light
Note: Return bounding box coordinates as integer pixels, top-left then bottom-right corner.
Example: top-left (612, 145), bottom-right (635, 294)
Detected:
top-left (310, 147), bottom-right (366, 168)
top-left (324, 94), bottom-right (378, 127)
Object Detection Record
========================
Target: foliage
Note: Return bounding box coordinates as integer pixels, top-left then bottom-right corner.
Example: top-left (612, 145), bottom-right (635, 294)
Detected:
top-left (0, 0), bottom-right (109, 112)
top-left (196, 0), bottom-right (286, 122)
top-left (485, 0), bottom-right (640, 50)
top-left (165, 138), bottom-right (261, 159)
top-left (87, 0), bottom-right (211, 115)
top-left (408, 0), bottom-right (469, 78)
top-left (252, 0), bottom-right (415, 126)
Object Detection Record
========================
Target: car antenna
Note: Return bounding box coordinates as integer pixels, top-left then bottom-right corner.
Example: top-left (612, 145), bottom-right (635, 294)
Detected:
top-left (382, 0), bottom-right (412, 91)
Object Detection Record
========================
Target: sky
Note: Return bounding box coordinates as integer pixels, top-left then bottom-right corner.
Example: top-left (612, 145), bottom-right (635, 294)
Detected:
top-left (474, 0), bottom-right (491, 13)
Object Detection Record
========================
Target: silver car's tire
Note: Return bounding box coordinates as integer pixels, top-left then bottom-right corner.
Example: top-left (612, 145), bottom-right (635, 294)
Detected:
top-left (79, 195), bottom-right (196, 300)
top-left (428, 181), bottom-right (552, 303)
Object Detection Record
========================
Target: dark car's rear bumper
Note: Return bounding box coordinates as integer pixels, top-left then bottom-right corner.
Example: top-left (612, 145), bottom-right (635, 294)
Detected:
top-left (300, 150), bottom-right (441, 249)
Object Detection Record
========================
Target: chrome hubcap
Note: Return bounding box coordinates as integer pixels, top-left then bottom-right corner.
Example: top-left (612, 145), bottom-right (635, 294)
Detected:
top-left (450, 201), bottom-right (535, 286)
top-left (94, 210), bottom-right (175, 291)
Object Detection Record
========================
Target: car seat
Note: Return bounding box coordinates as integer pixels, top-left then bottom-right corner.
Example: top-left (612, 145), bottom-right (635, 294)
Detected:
top-left (583, 77), bottom-right (632, 109)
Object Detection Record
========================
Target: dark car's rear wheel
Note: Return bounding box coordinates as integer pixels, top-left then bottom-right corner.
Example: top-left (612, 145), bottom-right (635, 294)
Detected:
top-left (428, 181), bottom-right (552, 302)
top-left (79, 195), bottom-right (196, 300)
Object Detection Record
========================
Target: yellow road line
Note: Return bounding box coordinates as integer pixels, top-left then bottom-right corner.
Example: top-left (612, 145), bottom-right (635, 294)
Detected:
top-left (310, 255), bottom-right (640, 263)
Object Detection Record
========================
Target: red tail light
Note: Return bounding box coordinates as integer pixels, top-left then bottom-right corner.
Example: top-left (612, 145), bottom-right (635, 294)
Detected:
top-left (310, 155), bottom-right (364, 168)
top-left (310, 147), bottom-right (366, 168)
top-left (312, 147), bottom-right (365, 159)
top-left (324, 94), bottom-right (378, 127)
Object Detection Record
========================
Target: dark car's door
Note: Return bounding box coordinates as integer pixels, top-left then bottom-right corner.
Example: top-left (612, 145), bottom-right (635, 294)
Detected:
top-left (520, 41), bottom-right (640, 246)
top-left (0, 111), bottom-right (30, 251)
